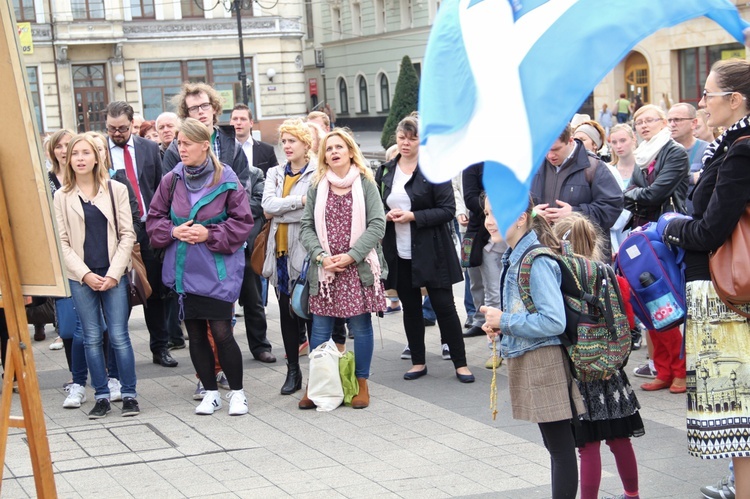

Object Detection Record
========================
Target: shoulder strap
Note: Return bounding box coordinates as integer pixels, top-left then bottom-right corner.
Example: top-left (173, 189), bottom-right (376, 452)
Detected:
top-left (107, 180), bottom-right (120, 243)
top-left (584, 153), bottom-right (600, 185)
top-left (516, 244), bottom-right (557, 313)
top-left (167, 172), bottom-right (179, 204)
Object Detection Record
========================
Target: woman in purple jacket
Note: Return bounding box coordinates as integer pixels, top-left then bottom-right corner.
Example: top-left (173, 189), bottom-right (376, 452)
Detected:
top-left (147, 118), bottom-right (253, 416)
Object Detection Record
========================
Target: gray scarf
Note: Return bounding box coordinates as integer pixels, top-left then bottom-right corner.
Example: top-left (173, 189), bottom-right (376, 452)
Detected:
top-left (183, 157), bottom-right (214, 192)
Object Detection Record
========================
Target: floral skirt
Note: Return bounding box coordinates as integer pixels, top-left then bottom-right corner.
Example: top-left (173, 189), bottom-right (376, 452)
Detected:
top-left (309, 264), bottom-right (385, 318)
top-left (685, 280), bottom-right (750, 459)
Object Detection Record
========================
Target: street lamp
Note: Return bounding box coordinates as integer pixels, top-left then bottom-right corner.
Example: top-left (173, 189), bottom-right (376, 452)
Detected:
top-left (731, 369), bottom-right (738, 410)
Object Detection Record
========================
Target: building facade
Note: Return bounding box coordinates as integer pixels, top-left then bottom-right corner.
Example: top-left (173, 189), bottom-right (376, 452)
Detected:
top-left (305, 1), bottom-right (750, 131)
top-left (14, 0), bottom-right (307, 140)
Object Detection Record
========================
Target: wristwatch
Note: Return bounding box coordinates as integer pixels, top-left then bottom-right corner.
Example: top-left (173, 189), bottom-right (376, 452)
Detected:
top-left (316, 252), bottom-right (329, 266)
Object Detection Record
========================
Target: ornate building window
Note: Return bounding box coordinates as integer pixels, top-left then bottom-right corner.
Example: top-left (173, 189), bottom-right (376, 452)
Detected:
top-left (338, 78), bottom-right (349, 114)
top-left (131, 0), bottom-right (155, 19)
top-left (12, 0), bottom-right (35, 21)
top-left (71, 0), bottom-right (105, 20)
top-left (379, 73), bottom-right (390, 112)
top-left (357, 75), bottom-right (368, 112)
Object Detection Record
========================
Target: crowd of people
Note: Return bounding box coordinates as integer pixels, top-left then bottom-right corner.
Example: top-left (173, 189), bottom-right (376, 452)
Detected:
top-left (0, 58), bottom-right (748, 498)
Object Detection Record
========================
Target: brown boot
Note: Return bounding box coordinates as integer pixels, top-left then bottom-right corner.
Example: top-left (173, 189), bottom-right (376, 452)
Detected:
top-left (34, 324), bottom-right (46, 342)
top-left (351, 378), bottom-right (369, 409)
top-left (298, 386), bottom-right (315, 410)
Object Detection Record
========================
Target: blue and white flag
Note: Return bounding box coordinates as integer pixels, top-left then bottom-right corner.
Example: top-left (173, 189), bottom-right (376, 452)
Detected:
top-left (419, 0), bottom-right (749, 233)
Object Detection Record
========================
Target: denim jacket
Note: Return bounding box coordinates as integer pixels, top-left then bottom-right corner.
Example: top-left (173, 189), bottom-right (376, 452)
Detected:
top-left (499, 231), bottom-right (566, 359)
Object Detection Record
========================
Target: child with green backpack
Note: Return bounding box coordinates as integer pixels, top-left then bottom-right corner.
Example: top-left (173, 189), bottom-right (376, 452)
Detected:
top-left (480, 195), bottom-right (584, 499)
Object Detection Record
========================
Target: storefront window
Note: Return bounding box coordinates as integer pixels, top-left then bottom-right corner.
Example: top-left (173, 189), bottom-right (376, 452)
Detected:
top-left (140, 59), bottom-right (254, 121)
top-left (26, 67), bottom-right (43, 133)
top-left (679, 43), bottom-right (745, 106)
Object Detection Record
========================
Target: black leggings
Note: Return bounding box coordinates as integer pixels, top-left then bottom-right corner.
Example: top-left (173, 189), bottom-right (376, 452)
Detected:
top-left (538, 419), bottom-right (578, 499)
top-left (278, 292), bottom-right (311, 364)
top-left (396, 257), bottom-right (467, 368)
top-left (184, 319), bottom-right (243, 391)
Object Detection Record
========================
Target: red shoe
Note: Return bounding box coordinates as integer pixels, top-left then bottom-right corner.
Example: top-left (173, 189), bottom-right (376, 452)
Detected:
top-left (641, 379), bottom-right (671, 391)
top-left (670, 378), bottom-right (687, 393)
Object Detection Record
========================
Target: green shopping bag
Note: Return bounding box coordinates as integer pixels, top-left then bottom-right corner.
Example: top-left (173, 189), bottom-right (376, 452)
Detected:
top-left (339, 351), bottom-right (359, 405)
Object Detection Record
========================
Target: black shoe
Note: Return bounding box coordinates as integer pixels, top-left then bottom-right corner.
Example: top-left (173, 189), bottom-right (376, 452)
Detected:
top-left (464, 318), bottom-right (473, 329)
top-left (88, 398), bottom-right (111, 419)
top-left (121, 397), bottom-right (140, 417)
top-left (423, 318), bottom-right (436, 327)
top-left (280, 363), bottom-right (303, 395)
top-left (456, 371), bottom-right (475, 383)
top-left (255, 351), bottom-right (277, 363)
top-left (404, 367), bottom-right (428, 380)
top-left (463, 325), bottom-right (485, 338)
top-left (153, 350), bottom-right (178, 367)
top-left (167, 340), bottom-right (186, 351)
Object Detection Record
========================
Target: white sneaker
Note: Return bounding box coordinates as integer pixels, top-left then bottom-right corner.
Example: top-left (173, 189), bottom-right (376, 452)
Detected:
top-left (193, 380), bottom-right (206, 400)
top-left (227, 390), bottom-right (248, 416)
top-left (216, 371), bottom-right (230, 390)
top-left (108, 378), bottom-right (122, 402)
top-left (441, 344), bottom-right (451, 360)
top-left (63, 383), bottom-right (87, 408)
top-left (49, 336), bottom-right (64, 350)
top-left (195, 390), bottom-right (221, 415)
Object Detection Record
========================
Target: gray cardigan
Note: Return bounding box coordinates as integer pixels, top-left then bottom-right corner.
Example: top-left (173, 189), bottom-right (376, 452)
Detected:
top-left (299, 174), bottom-right (388, 296)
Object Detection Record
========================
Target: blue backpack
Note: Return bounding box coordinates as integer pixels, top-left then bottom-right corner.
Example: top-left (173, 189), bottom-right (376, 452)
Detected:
top-left (615, 219), bottom-right (686, 332)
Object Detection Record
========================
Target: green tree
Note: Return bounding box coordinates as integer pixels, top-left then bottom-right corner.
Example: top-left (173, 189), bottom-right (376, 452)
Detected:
top-left (381, 55), bottom-right (419, 149)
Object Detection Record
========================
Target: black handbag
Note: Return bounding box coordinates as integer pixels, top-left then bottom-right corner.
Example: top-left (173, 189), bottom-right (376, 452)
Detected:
top-left (290, 254), bottom-right (311, 320)
top-left (25, 297), bottom-right (56, 325)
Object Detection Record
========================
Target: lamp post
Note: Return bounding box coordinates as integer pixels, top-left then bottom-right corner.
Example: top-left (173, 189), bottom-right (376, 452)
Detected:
top-left (731, 369), bottom-right (738, 410)
top-left (700, 365), bottom-right (710, 412)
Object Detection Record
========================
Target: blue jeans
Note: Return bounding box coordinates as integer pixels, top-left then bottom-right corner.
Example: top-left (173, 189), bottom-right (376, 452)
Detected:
top-left (422, 296), bottom-right (437, 322)
top-left (69, 274), bottom-right (136, 400)
top-left (311, 313), bottom-right (373, 379)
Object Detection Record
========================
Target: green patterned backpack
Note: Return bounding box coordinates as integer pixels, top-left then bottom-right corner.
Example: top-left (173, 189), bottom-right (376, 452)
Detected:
top-left (517, 241), bottom-right (631, 382)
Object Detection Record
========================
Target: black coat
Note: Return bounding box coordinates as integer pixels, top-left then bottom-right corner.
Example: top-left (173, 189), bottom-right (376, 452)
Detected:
top-left (250, 139), bottom-right (279, 175)
top-left (624, 139), bottom-right (689, 223)
top-left (376, 156), bottom-right (463, 289)
top-left (462, 163), bottom-right (489, 268)
top-left (664, 126), bottom-right (750, 281)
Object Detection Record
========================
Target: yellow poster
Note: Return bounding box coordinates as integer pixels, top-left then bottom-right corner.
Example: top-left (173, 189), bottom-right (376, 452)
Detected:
top-left (17, 22), bottom-right (32, 54)
top-left (218, 89), bottom-right (234, 110)
top-left (721, 48), bottom-right (745, 60)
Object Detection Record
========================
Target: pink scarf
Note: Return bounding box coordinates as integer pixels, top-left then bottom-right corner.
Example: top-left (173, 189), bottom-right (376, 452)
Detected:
top-left (314, 166), bottom-right (382, 298)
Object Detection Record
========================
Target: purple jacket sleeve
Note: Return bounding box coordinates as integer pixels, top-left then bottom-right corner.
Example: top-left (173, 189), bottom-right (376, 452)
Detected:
top-left (146, 173), bottom-right (177, 249)
top-left (205, 183), bottom-right (254, 255)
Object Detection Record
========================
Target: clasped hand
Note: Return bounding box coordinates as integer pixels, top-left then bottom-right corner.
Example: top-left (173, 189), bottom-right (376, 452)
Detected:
top-left (386, 209), bottom-right (415, 224)
top-left (172, 220), bottom-right (208, 245)
top-left (322, 253), bottom-right (355, 273)
top-left (83, 273), bottom-right (117, 291)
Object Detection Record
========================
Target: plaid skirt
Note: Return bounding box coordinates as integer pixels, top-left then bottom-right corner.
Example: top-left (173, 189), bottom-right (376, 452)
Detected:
top-left (507, 345), bottom-right (585, 423)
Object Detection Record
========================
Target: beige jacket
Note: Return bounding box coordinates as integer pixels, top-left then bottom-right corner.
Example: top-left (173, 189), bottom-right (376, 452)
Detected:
top-left (54, 181), bottom-right (136, 284)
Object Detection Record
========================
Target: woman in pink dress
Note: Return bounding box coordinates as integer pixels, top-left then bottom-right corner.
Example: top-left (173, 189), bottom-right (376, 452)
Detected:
top-left (299, 129), bottom-right (387, 410)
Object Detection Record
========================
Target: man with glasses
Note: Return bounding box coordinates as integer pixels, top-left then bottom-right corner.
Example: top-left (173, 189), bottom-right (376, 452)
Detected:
top-left (106, 101), bottom-right (179, 369)
top-left (531, 123), bottom-right (623, 258)
top-left (667, 103), bottom-right (708, 215)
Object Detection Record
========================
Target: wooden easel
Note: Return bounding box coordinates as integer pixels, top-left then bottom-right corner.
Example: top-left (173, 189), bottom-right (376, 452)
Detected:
top-left (0, 169), bottom-right (57, 497)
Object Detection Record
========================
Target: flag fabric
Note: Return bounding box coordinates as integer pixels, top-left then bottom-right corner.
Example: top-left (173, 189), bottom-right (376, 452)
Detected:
top-left (418, 0), bottom-right (749, 234)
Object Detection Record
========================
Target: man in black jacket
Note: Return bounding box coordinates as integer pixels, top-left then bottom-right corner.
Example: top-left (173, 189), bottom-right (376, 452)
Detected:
top-left (106, 101), bottom-right (179, 368)
top-left (531, 124), bottom-right (623, 258)
top-left (231, 103), bottom-right (277, 363)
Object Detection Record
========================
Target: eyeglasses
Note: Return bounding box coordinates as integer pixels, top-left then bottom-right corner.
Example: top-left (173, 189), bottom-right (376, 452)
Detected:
top-left (106, 125), bottom-right (130, 134)
top-left (702, 90), bottom-right (733, 99)
top-left (667, 117), bottom-right (693, 124)
top-left (634, 117), bottom-right (662, 127)
top-left (187, 102), bottom-right (212, 114)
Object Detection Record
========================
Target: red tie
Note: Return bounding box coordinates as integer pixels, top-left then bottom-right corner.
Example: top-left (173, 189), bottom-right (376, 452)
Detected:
top-left (123, 143), bottom-right (144, 217)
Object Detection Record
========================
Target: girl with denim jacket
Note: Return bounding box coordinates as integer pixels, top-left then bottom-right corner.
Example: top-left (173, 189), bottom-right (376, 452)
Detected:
top-left (480, 196), bottom-right (584, 499)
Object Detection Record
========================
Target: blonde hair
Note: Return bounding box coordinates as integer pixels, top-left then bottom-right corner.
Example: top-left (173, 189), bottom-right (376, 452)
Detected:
top-left (62, 134), bottom-right (109, 192)
top-left (307, 111), bottom-right (330, 129)
top-left (305, 121), bottom-right (325, 154)
top-left (47, 129), bottom-right (74, 175)
top-left (633, 103), bottom-right (666, 123)
top-left (179, 118), bottom-right (224, 186)
top-left (278, 118), bottom-right (313, 160)
top-left (85, 132), bottom-right (113, 170)
top-left (608, 124), bottom-right (636, 166)
top-left (314, 128), bottom-right (374, 185)
top-left (550, 213), bottom-right (604, 262)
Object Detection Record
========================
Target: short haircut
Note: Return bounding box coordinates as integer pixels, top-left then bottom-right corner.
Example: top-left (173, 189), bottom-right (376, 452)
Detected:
top-left (558, 123), bottom-right (573, 143)
top-left (156, 112), bottom-right (179, 128)
top-left (232, 103), bottom-right (253, 120)
top-left (173, 82), bottom-right (223, 125)
top-left (106, 101), bottom-right (134, 122)
top-left (307, 111), bottom-right (330, 128)
top-left (669, 102), bottom-right (697, 119)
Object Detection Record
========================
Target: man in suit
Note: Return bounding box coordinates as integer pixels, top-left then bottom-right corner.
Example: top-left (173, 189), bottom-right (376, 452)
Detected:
top-left (231, 103), bottom-right (278, 363)
top-left (106, 101), bottom-right (179, 368)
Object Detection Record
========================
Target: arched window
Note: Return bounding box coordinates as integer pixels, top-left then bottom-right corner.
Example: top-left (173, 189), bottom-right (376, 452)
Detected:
top-left (358, 76), bottom-right (368, 113)
top-left (338, 78), bottom-right (349, 114)
top-left (379, 73), bottom-right (390, 111)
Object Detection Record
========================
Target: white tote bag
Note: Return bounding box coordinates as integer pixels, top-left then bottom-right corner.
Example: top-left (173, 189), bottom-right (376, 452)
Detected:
top-left (307, 339), bottom-right (344, 411)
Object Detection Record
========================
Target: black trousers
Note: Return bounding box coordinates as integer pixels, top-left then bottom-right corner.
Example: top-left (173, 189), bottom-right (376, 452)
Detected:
top-left (538, 419), bottom-right (578, 499)
top-left (239, 252), bottom-right (272, 357)
top-left (277, 291), bottom-right (310, 364)
top-left (140, 230), bottom-right (170, 354)
top-left (396, 257), bottom-right (467, 368)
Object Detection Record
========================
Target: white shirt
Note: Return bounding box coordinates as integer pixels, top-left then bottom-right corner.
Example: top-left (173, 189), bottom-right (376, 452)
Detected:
top-left (108, 136), bottom-right (145, 217)
top-left (237, 137), bottom-right (254, 167)
top-left (386, 165), bottom-right (413, 259)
